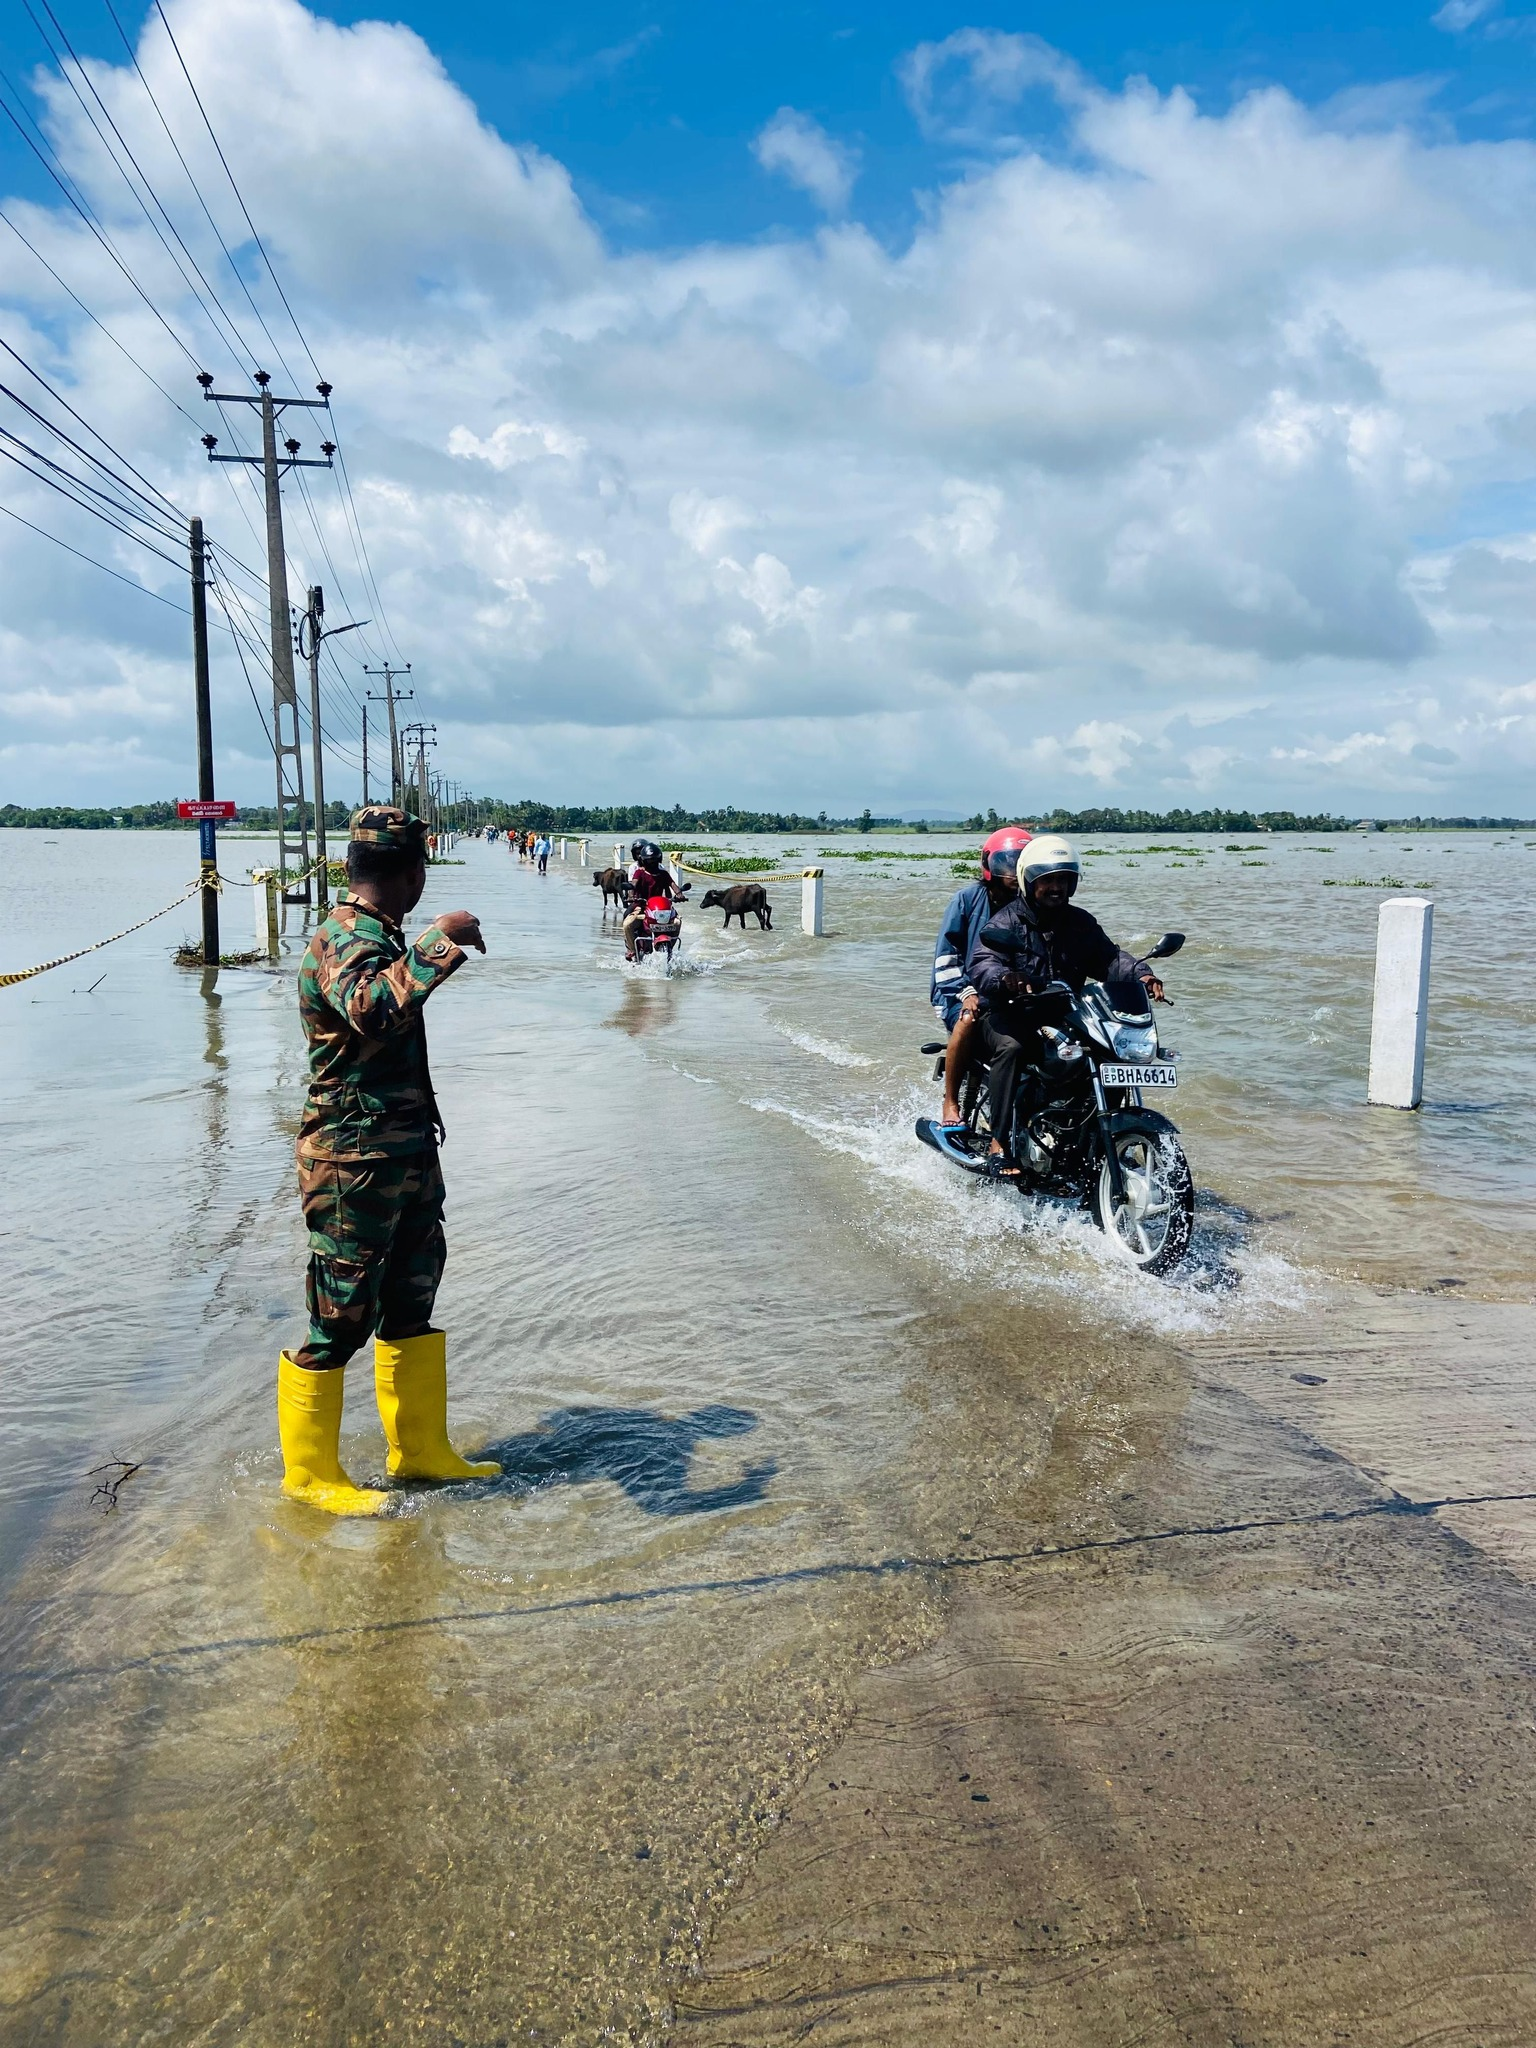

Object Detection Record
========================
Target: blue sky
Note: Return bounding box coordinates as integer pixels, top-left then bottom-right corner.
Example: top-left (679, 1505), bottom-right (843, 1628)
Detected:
top-left (2, 0), bottom-right (1536, 812)
top-left (5, 1), bottom-right (1533, 249)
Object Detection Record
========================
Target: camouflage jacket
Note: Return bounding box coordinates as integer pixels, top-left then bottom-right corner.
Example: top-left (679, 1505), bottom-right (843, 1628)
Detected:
top-left (296, 899), bottom-right (464, 1160)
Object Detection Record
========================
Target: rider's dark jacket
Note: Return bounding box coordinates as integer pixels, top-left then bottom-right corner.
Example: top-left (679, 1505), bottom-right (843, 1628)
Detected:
top-left (970, 897), bottom-right (1136, 1018)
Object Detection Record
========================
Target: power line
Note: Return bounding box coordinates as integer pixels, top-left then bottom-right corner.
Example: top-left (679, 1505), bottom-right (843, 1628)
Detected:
top-left (0, 204), bottom-right (200, 424)
top-left (0, 62), bottom-right (202, 368)
top-left (150, 0), bottom-right (321, 383)
top-left (0, 494), bottom-right (188, 610)
top-left (99, 0), bottom-right (303, 389)
top-left (23, 0), bottom-right (258, 375)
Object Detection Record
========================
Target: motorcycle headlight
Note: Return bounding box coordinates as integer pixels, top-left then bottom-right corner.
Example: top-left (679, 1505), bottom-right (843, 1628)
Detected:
top-left (1108, 1021), bottom-right (1158, 1061)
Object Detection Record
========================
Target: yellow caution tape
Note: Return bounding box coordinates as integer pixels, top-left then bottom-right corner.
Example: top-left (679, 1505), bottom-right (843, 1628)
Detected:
top-left (0, 874), bottom-right (217, 990)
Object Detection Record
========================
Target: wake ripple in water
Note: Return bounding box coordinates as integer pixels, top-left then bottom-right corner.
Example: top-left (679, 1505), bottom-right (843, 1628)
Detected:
top-left (774, 1024), bottom-right (874, 1069)
top-left (746, 1084), bottom-right (1310, 1337)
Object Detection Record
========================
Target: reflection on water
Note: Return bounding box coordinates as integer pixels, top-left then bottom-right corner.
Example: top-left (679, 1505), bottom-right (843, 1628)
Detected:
top-left (0, 827), bottom-right (1532, 2041)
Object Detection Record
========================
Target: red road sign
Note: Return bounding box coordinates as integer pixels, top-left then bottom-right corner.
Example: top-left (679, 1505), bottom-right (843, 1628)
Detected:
top-left (177, 799), bottom-right (237, 820)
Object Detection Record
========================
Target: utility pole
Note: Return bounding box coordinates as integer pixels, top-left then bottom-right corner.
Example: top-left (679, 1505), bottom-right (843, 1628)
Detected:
top-left (200, 369), bottom-right (335, 905)
top-left (403, 720), bottom-right (436, 829)
top-left (365, 663), bottom-right (412, 807)
top-left (361, 704), bottom-right (369, 805)
top-left (296, 584), bottom-right (369, 912)
top-left (190, 515), bottom-right (219, 966)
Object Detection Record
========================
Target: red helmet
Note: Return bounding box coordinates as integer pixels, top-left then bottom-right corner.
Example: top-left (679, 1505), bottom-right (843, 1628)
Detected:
top-left (980, 824), bottom-right (1033, 879)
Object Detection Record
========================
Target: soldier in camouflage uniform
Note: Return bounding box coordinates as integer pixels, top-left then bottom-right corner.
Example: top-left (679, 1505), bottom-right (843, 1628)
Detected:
top-left (277, 804), bottom-right (498, 1515)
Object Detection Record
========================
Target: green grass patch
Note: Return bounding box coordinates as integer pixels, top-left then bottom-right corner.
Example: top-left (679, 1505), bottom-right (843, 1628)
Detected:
top-left (683, 854), bottom-right (783, 875)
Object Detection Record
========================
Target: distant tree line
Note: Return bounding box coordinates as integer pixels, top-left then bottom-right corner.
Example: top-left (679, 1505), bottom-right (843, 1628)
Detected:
top-left (0, 800), bottom-right (353, 831)
top-left (960, 806), bottom-right (1536, 833)
top-left (475, 800), bottom-right (899, 833)
top-left (3, 798), bottom-right (1531, 834)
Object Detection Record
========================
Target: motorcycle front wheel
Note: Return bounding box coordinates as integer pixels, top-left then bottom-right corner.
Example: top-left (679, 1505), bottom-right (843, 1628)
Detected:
top-left (1092, 1116), bottom-right (1194, 1275)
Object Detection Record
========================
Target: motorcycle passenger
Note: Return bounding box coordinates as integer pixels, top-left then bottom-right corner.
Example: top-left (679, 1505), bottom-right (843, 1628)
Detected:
top-left (930, 826), bottom-right (1030, 1132)
top-left (969, 836), bottom-right (1162, 1177)
top-left (623, 839), bottom-right (684, 961)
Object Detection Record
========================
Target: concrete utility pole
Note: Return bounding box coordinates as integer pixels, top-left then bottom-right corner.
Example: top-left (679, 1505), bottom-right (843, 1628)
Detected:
top-left (403, 721), bottom-right (436, 827)
top-left (297, 584), bottom-right (369, 912)
top-left (200, 370), bottom-right (335, 904)
top-left (189, 515), bottom-right (219, 967)
top-left (366, 663), bottom-right (412, 807)
top-left (361, 704), bottom-right (369, 805)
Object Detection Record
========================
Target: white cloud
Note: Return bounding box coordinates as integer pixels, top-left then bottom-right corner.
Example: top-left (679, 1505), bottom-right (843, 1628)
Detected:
top-left (4, 1), bottom-right (1536, 813)
top-left (1432, 0), bottom-right (1500, 31)
top-left (752, 108), bottom-right (858, 213)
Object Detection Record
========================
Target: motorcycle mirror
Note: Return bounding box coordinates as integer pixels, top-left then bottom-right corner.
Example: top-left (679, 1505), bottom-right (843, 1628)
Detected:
top-left (1147, 931), bottom-right (1186, 960)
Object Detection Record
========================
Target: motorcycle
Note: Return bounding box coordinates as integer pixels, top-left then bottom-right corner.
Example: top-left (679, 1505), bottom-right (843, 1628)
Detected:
top-left (629, 894), bottom-right (684, 972)
top-left (915, 933), bottom-right (1194, 1275)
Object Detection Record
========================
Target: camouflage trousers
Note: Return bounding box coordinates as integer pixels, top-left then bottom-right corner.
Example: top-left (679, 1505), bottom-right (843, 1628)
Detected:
top-left (293, 1148), bottom-right (446, 1370)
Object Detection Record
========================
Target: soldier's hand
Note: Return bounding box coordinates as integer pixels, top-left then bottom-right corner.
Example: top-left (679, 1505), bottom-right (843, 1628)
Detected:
top-left (433, 910), bottom-right (486, 954)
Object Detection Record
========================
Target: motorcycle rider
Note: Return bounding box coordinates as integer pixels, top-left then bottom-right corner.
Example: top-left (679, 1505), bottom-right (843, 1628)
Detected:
top-left (969, 835), bottom-right (1163, 1176)
top-left (623, 838), bottom-right (686, 961)
top-left (930, 825), bottom-right (1031, 1131)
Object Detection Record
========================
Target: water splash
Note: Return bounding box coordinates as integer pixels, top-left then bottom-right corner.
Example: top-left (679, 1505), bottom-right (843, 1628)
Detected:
top-left (746, 1085), bottom-right (1310, 1336)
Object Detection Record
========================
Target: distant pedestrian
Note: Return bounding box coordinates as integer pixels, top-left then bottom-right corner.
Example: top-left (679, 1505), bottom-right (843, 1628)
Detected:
top-left (536, 834), bottom-right (551, 874)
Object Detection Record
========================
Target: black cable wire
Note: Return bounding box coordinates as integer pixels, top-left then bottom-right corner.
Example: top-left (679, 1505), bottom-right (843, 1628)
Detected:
top-left (150, 0), bottom-right (321, 383)
top-left (0, 418), bottom-right (183, 546)
top-left (207, 560), bottom-right (274, 750)
top-left (0, 494), bottom-right (189, 610)
top-left (139, 3), bottom-right (405, 668)
top-left (99, 0), bottom-right (302, 389)
top-left (0, 334), bottom-right (187, 522)
top-left (0, 63), bottom-right (201, 368)
top-left (0, 205), bottom-right (200, 423)
top-left (24, 0), bottom-right (258, 374)
top-left (0, 437), bottom-right (185, 569)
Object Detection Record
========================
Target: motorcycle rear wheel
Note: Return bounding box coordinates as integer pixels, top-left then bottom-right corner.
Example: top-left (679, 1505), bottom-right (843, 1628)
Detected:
top-left (1093, 1116), bottom-right (1194, 1275)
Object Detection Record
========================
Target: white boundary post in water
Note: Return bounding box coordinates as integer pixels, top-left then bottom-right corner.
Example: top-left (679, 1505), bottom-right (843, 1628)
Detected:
top-left (801, 866), bottom-right (824, 937)
top-left (613, 841), bottom-right (623, 871)
top-left (579, 839), bottom-right (588, 867)
top-left (558, 837), bottom-right (566, 861)
top-left (253, 869), bottom-right (279, 959)
top-left (1368, 896), bottom-right (1433, 1109)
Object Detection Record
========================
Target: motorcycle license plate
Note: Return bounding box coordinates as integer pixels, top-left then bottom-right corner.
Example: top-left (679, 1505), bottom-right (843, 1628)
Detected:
top-left (1100, 1062), bottom-right (1178, 1089)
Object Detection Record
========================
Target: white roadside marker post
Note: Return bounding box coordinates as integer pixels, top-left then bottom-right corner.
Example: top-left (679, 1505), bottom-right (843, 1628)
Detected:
top-left (579, 839), bottom-right (588, 867)
top-left (253, 869), bottom-right (279, 959)
top-left (1367, 896), bottom-right (1433, 1109)
top-left (613, 842), bottom-right (623, 871)
top-left (559, 838), bottom-right (566, 861)
top-left (801, 867), bottom-right (824, 937)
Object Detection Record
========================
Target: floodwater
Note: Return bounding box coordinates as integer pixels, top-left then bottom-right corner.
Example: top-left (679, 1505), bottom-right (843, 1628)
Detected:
top-left (0, 826), bottom-right (1531, 2044)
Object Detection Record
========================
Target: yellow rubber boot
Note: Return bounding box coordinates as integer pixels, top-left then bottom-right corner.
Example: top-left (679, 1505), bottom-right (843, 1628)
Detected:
top-left (277, 1353), bottom-right (389, 1516)
top-left (374, 1330), bottom-right (498, 1483)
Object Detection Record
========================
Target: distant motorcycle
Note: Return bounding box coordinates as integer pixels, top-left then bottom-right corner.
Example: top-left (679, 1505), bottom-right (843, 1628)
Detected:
top-left (916, 933), bottom-right (1193, 1275)
top-left (629, 894), bottom-right (684, 973)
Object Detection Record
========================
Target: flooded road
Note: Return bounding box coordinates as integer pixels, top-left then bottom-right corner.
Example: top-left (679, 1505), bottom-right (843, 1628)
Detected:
top-left (1, 827), bottom-right (1533, 2043)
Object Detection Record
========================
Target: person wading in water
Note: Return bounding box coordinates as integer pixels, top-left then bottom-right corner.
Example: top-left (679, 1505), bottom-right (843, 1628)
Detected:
top-left (277, 804), bottom-right (498, 1515)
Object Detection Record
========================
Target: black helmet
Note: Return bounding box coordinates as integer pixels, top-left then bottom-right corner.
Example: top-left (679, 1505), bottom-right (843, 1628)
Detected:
top-left (633, 838), bottom-right (664, 868)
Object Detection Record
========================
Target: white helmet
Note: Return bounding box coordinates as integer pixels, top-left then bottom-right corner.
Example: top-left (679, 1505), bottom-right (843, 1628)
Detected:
top-left (1021, 834), bottom-right (1080, 890)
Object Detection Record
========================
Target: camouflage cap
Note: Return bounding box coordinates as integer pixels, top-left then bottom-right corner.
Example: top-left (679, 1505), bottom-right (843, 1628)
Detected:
top-left (349, 804), bottom-right (428, 851)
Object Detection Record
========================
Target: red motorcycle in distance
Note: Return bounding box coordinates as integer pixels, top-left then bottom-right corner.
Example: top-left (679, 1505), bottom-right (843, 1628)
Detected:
top-left (630, 894), bottom-right (684, 972)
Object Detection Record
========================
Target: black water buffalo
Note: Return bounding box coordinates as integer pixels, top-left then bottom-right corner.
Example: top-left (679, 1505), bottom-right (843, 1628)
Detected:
top-left (592, 866), bottom-right (628, 908)
top-left (700, 883), bottom-right (773, 930)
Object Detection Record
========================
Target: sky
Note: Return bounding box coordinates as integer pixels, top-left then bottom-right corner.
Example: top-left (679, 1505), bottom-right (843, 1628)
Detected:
top-left (2, 0), bottom-right (1536, 814)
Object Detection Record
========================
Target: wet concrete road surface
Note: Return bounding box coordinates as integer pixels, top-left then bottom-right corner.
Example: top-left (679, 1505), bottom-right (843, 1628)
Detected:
top-left (677, 1302), bottom-right (1536, 2046)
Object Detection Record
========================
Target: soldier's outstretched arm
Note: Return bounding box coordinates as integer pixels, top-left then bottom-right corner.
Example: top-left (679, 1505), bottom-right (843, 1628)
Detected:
top-left (319, 924), bottom-right (467, 1038)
